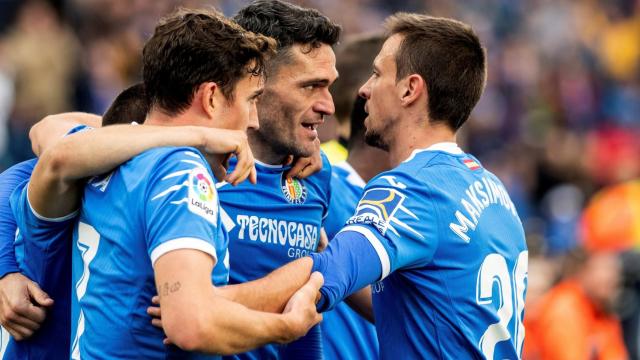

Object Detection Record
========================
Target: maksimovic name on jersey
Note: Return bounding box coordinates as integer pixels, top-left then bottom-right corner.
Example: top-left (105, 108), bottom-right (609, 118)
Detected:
top-left (449, 176), bottom-right (518, 243)
top-left (236, 215), bottom-right (319, 258)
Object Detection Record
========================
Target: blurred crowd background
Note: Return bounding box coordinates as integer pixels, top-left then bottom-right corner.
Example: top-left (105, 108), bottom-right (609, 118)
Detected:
top-left (0, 0), bottom-right (639, 358)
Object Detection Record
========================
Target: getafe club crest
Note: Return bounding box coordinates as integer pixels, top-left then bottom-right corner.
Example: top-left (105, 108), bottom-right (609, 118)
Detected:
top-left (281, 174), bottom-right (308, 204)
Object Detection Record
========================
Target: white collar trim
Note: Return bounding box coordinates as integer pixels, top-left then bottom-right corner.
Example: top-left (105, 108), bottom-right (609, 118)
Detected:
top-left (255, 159), bottom-right (284, 169)
top-left (403, 142), bottom-right (463, 163)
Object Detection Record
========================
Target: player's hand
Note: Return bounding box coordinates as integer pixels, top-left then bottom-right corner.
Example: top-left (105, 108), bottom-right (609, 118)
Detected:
top-left (284, 138), bottom-right (322, 179)
top-left (0, 273), bottom-right (53, 341)
top-left (199, 128), bottom-right (257, 186)
top-left (147, 296), bottom-right (163, 329)
top-left (279, 272), bottom-right (323, 343)
top-left (147, 296), bottom-right (175, 346)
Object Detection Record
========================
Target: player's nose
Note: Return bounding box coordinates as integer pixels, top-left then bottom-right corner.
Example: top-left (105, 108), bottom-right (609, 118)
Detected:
top-left (313, 89), bottom-right (335, 116)
top-left (248, 105), bottom-right (260, 130)
top-left (359, 79), bottom-right (372, 100)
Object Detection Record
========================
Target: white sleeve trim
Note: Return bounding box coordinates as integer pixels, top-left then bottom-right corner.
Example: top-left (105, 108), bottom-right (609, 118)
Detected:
top-left (339, 225), bottom-right (391, 280)
top-left (26, 185), bottom-right (78, 222)
top-left (150, 237), bottom-right (218, 265)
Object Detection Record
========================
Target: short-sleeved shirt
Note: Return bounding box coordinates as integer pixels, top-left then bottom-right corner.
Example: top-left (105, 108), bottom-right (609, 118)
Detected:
top-left (321, 161), bottom-right (379, 360)
top-left (340, 143), bottom-right (528, 359)
top-left (220, 155), bottom-right (331, 360)
top-left (70, 147), bottom-right (228, 359)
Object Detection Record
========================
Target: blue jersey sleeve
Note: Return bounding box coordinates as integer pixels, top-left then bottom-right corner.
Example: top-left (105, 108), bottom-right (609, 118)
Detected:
top-left (310, 230), bottom-right (381, 311)
top-left (0, 159), bottom-right (37, 278)
top-left (10, 174), bottom-right (78, 283)
top-left (144, 149), bottom-right (220, 265)
top-left (340, 169), bottom-right (438, 278)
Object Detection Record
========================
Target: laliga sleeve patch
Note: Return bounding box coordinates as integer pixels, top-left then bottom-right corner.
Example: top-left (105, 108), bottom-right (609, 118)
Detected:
top-left (188, 168), bottom-right (218, 225)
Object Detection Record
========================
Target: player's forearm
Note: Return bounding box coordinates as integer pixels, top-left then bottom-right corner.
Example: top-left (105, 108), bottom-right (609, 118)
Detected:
top-left (41, 124), bottom-right (208, 181)
top-left (28, 125), bottom-right (206, 217)
top-left (157, 250), bottom-right (297, 354)
top-left (217, 257), bottom-right (314, 313)
top-left (180, 295), bottom-right (295, 355)
top-left (29, 112), bottom-right (101, 156)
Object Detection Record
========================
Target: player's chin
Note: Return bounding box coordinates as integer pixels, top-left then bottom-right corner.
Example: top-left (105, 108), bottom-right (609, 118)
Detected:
top-left (291, 139), bottom-right (316, 159)
top-left (294, 128), bottom-right (318, 145)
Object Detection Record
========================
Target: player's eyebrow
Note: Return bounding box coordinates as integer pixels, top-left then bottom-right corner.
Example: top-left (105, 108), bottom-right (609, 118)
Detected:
top-left (298, 78), bottom-right (331, 87)
top-left (298, 69), bottom-right (339, 88)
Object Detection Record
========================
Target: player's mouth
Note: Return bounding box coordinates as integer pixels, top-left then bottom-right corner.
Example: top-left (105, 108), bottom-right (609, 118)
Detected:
top-left (300, 121), bottom-right (322, 138)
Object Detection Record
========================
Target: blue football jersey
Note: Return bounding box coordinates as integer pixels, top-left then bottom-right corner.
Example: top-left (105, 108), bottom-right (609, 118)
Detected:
top-left (70, 147), bottom-right (228, 359)
top-left (340, 143), bottom-right (528, 360)
top-left (321, 162), bottom-right (379, 360)
top-left (2, 124), bottom-right (90, 359)
top-left (220, 155), bottom-right (331, 360)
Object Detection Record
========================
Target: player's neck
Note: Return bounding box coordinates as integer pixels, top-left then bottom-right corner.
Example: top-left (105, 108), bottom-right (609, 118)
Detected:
top-left (247, 132), bottom-right (289, 165)
top-left (388, 119), bottom-right (456, 167)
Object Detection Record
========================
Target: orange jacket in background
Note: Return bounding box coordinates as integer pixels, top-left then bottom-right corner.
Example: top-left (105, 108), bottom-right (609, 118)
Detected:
top-left (523, 280), bottom-right (628, 360)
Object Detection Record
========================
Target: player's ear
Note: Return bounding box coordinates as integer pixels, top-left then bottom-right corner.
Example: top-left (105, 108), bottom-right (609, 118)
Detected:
top-left (399, 74), bottom-right (425, 107)
top-left (199, 82), bottom-right (222, 120)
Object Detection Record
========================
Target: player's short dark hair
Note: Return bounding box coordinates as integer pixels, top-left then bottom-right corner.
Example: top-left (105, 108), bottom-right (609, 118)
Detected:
top-left (102, 83), bottom-right (149, 126)
top-left (385, 13), bottom-right (486, 130)
top-left (332, 33), bottom-right (384, 125)
top-left (234, 0), bottom-right (341, 74)
top-left (143, 8), bottom-right (276, 116)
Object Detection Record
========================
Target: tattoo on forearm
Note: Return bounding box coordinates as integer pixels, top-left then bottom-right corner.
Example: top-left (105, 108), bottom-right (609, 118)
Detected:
top-left (160, 281), bottom-right (182, 297)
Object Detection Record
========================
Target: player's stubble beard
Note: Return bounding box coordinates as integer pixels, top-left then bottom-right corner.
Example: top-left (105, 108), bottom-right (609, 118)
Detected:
top-left (364, 115), bottom-right (392, 152)
top-left (250, 89), bottom-right (313, 161)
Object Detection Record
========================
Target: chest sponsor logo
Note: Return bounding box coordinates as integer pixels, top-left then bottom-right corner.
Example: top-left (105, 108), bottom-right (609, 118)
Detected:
top-left (281, 174), bottom-right (308, 204)
top-left (236, 214), bottom-right (318, 258)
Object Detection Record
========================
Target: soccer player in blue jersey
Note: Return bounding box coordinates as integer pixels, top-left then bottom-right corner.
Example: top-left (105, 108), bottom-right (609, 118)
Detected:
top-left (256, 13), bottom-right (528, 359)
top-left (18, 9), bottom-right (321, 359)
top-left (0, 81), bottom-right (265, 358)
top-left (218, 2), bottom-right (339, 359)
top-left (0, 84), bottom-right (148, 358)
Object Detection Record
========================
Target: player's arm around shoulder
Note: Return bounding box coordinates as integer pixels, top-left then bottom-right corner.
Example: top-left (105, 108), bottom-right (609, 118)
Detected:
top-left (153, 249), bottom-right (323, 354)
top-left (29, 124), bottom-right (257, 219)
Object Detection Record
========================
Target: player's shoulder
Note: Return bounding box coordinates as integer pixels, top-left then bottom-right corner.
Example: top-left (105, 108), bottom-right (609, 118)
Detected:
top-left (134, 146), bottom-right (208, 170)
top-left (1, 158), bottom-right (37, 181)
top-left (365, 161), bottom-right (424, 192)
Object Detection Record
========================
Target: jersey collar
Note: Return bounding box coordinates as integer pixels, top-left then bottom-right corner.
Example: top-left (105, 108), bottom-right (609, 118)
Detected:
top-left (254, 159), bottom-right (285, 169)
top-left (335, 161), bottom-right (366, 188)
top-left (403, 142), bottom-right (463, 163)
